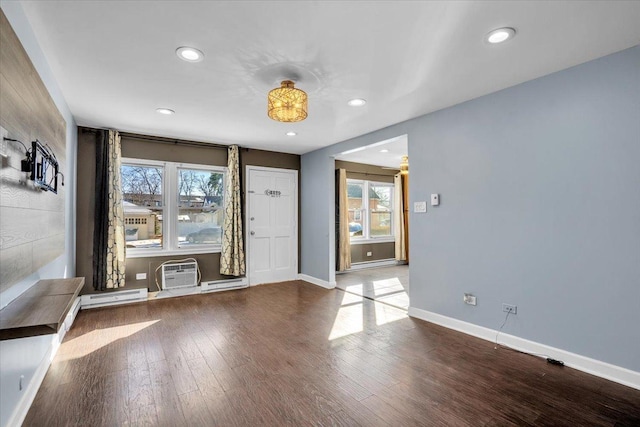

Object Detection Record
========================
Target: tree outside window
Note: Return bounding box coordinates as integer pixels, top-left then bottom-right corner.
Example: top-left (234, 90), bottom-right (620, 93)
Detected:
top-left (121, 160), bottom-right (225, 254)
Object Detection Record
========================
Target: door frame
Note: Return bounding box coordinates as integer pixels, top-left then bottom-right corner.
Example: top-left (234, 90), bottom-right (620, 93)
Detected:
top-left (245, 165), bottom-right (299, 286)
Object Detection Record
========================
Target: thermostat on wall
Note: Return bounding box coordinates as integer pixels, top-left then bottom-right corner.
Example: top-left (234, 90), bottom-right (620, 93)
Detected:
top-left (431, 194), bottom-right (440, 206)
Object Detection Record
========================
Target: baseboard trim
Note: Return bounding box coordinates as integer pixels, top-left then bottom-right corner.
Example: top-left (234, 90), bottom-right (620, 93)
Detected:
top-left (298, 274), bottom-right (336, 289)
top-left (408, 306), bottom-right (640, 391)
top-left (348, 259), bottom-right (400, 271)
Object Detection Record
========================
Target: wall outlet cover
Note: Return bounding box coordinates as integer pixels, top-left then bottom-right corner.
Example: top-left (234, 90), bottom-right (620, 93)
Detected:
top-left (136, 273), bottom-right (147, 280)
top-left (502, 303), bottom-right (517, 314)
top-left (414, 201), bottom-right (427, 213)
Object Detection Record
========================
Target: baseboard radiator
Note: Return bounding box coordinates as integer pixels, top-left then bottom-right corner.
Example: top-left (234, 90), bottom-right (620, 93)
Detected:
top-left (201, 278), bottom-right (248, 293)
top-left (81, 288), bottom-right (148, 309)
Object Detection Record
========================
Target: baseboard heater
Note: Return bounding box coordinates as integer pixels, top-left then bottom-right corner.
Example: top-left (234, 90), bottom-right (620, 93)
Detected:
top-left (201, 278), bottom-right (248, 293)
top-left (81, 288), bottom-right (148, 309)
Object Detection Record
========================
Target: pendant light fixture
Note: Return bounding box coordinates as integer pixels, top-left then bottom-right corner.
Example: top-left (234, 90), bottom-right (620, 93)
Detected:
top-left (400, 155), bottom-right (409, 175)
top-left (267, 80), bottom-right (308, 122)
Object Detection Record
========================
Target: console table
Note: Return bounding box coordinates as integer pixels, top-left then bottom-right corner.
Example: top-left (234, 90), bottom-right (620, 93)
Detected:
top-left (0, 277), bottom-right (84, 340)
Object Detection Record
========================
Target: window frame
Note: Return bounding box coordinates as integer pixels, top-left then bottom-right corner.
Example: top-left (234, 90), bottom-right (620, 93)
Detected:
top-left (121, 157), bottom-right (227, 258)
top-left (347, 178), bottom-right (395, 244)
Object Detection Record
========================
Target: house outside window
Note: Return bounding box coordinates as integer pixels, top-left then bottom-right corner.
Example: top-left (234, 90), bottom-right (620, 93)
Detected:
top-left (347, 179), bottom-right (394, 242)
top-left (121, 158), bottom-right (225, 257)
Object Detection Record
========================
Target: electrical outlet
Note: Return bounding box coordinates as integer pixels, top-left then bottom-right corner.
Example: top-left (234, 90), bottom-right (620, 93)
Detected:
top-left (502, 303), bottom-right (517, 314)
top-left (136, 273), bottom-right (147, 280)
top-left (463, 293), bottom-right (477, 305)
top-left (366, 251), bottom-right (372, 257)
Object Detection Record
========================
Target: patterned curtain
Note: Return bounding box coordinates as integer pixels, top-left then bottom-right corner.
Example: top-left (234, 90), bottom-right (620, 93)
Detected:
top-left (394, 173), bottom-right (407, 261)
top-left (337, 168), bottom-right (351, 271)
top-left (220, 145), bottom-right (246, 276)
top-left (93, 129), bottom-right (126, 290)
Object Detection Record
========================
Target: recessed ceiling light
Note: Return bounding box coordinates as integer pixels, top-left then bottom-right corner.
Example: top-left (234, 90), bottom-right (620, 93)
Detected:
top-left (348, 98), bottom-right (367, 107)
top-left (380, 149), bottom-right (389, 153)
top-left (176, 46), bottom-right (204, 62)
top-left (156, 108), bottom-right (175, 115)
top-left (486, 27), bottom-right (516, 44)
top-left (286, 131), bottom-right (297, 136)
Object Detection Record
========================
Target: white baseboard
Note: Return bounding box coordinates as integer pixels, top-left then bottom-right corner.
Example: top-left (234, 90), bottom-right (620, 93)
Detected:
top-left (408, 307), bottom-right (640, 391)
top-left (348, 259), bottom-right (401, 271)
top-left (81, 288), bottom-right (148, 309)
top-left (298, 274), bottom-right (336, 289)
top-left (201, 277), bottom-right (248, 293)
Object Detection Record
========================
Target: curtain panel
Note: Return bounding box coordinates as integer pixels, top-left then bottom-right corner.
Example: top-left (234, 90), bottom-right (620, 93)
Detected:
top-left (93, 129), bottom-right (126, 290)
top-left (220, 145), bottom-right (246, 276)
top-left (336, 168), bottom-right (351, 271)
top-left (394, 173), bottom-right (407, 262)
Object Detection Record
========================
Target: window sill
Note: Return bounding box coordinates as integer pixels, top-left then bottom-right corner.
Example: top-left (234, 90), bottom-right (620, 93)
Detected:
top-left (350, 238), bottom-right (395, 245)
top-left (126, 246), bottom-right (221, 259)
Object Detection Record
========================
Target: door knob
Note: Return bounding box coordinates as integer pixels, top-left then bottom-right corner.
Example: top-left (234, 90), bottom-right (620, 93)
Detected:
top-left (250, 231), bottom-right (255, 235)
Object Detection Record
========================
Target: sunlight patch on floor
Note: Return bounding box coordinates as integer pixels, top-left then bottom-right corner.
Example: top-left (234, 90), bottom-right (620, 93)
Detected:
top-left (57, 320), bottom-right (160, 361)
top-left (329, 290), bottom-right (407, 340)
top-left (328, 304), bottom-right (363, 341)
top-left (344, 283), bottom-right (364, 294)
top-left (375, 300), bottom-right (408, 325)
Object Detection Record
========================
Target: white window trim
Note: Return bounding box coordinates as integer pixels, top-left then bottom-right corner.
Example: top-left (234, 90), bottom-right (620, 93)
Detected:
top-left (122, 157), bottom-right (227, 258)
top-left (347, 178), bottom-right (395, 244)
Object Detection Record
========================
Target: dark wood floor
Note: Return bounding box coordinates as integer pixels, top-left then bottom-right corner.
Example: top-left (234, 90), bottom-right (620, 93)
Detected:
top-left (25, 281), bottom-right (640, 426)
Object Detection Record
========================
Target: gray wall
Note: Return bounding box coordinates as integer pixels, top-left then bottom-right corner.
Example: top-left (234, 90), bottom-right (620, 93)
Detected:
top-left (301, 46), bottom-right (640, 372)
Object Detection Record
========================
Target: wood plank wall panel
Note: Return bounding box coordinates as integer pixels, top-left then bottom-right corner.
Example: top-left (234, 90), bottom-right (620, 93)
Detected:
top-left (0, 9), bottom-right (66, 293)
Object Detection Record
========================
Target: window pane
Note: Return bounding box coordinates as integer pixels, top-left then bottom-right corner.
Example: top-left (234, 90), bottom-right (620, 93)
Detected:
top-left (178, 169), bottom-right (224, 246)
top-left (121, 164), bottom-right (164, 249)
top-left (370, 184), bottom-right (393, 237)
top-left (347, 182), bottom-right (364, 237)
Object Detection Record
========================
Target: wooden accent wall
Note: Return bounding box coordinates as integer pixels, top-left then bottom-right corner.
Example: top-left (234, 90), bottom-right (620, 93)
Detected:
top-left (0, 9), bottom-right (66, 293)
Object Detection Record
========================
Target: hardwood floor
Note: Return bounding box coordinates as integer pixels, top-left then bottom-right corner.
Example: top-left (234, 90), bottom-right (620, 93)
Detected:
top-left (25, 281), bottom-right (640, 426)
top-left (336, 265), bottom-right (409, 310)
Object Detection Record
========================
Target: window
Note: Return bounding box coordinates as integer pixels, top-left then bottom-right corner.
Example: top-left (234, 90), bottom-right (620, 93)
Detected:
top-left (347, 179), bottom-right (394, 242)
top-left (121, 158), bottom-right (225, 257)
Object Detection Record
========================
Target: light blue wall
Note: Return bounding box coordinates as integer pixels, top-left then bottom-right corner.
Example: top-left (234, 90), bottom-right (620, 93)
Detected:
top-left (0, 3), bottom-right (77, 426)
top-left (300, 150), bottom-right (335, 283)
top-left (301, 45), bottom-right (640, 372)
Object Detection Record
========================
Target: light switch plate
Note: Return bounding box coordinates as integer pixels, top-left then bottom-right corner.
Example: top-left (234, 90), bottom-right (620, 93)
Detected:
top-left (414, 201), bottom-right (427, 213)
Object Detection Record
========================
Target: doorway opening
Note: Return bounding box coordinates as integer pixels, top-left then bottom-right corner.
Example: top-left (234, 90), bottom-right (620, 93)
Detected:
top-left (333, 135), bottom-right (409, 310)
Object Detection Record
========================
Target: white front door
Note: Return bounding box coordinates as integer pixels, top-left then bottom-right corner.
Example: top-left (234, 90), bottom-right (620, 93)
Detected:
top-left (246, 167), bottom-right (298, 285)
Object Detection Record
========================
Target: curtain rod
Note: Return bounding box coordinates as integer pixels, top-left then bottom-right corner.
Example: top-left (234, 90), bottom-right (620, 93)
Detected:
top-left (80, 127), bottom-right (233, 150)
top-left (345, 171), bottom-right (399, 177)
top-left (119, 132), bottom-right (231, 150)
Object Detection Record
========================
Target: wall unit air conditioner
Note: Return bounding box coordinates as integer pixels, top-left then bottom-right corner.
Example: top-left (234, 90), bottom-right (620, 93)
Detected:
top-left (162, 262), bottom-right (198, 290)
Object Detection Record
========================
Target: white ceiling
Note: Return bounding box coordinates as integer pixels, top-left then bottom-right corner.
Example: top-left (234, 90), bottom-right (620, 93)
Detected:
top-left (335, 135), bottom-right (408, 169)
top-left (19, 1), bottom-right (640, 155)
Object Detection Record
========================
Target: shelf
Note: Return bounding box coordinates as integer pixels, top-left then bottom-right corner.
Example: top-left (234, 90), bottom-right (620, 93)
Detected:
top-left (0, 277), bottom-right (84, 340)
